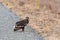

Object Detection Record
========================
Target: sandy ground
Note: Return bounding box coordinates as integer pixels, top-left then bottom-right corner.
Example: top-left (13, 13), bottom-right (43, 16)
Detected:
top-left (0, 3), bottom-right (43, 40)
top-left (0, 0), bottom-right (60, 40)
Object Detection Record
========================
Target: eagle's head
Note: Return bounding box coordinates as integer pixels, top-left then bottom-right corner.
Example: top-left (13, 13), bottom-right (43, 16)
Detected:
top-left (26, 17), bottom-right (29, 19)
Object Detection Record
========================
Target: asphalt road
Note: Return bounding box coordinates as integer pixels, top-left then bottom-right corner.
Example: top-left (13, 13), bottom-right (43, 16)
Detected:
top-left (0, 3), bottom-right (44, 40)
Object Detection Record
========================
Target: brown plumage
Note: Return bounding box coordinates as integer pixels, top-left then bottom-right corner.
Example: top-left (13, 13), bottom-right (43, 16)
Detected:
top-left (14, 17), bottom-right (29, 31)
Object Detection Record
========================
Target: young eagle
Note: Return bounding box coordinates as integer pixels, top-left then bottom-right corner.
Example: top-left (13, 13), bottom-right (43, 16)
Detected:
top-left (14, 17), bottom-right (29, 31)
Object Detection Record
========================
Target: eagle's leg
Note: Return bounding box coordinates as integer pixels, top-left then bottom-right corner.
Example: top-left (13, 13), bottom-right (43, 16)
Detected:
top-left (21, 27), bottom-right (25, 31)
top-left (18, 27), bottom-right (25, 32)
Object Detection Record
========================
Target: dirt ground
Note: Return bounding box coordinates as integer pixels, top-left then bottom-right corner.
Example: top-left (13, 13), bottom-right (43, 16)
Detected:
top-left (0, 0), bottom-right (60, 40)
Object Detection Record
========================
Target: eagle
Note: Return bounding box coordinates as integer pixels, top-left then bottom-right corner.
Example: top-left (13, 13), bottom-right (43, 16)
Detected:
top-left (14, 17), bottom-right (29, 31)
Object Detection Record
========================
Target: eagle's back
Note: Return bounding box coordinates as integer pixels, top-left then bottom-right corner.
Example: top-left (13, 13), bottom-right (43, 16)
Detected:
top-left (16, 19), bottom-right (29, 26)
